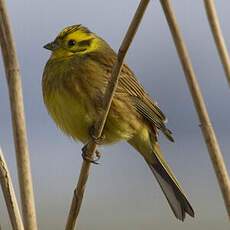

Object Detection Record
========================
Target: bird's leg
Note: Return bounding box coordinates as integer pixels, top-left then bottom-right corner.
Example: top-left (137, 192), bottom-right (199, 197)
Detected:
top-left (89, 124), bottom-right (105, 145)
top-left (81, 125), bottom-right (105, 164)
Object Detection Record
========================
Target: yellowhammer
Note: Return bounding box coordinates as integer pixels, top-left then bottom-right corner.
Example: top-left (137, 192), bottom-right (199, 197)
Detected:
top-left (42, 24), bottom-right (194, 220)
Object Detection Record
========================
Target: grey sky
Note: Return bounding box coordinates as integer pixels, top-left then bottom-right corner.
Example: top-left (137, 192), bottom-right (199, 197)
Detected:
top-left (0, 0), bottom-right (229, 229)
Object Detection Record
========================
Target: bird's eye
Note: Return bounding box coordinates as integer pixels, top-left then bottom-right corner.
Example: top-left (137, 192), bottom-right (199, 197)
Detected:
top-left (68, 39), bottom-right (76, 47)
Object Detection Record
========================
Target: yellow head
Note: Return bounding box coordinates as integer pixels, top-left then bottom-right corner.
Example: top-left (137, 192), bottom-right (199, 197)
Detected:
top-left (44, 25), bottom-right (101, 59)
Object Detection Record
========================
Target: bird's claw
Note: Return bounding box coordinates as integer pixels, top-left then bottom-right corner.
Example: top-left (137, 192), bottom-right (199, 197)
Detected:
top-left (95, 150), bottom-right (101, 161)
top-left (81, 145), bottom-right (101, 164)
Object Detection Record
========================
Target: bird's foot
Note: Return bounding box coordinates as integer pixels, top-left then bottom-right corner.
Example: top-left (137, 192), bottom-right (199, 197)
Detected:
top-left (81, 144), bottom-right (101, 164)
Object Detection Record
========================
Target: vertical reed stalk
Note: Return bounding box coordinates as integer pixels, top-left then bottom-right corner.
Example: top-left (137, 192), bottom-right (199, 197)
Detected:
top-left (0, 0), bottom-right (38, 228)
top-left (65, 1), bottom-right (150, 229)
top-left (160, 0), bottom-right (230, 218)
top-left (0, 147), bottom-right (24, 230)
top-left (204, 0), bottom-right (230, 87)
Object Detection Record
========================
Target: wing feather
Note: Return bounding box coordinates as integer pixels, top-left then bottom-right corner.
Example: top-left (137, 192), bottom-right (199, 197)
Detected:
top-left (119, 65), bottom-right (174, 142)
top-left (88, 47), bottom-right (174, 141)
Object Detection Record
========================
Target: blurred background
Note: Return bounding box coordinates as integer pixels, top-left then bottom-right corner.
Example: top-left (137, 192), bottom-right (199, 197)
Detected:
top-left (0, 0), bottom-right (229, 229)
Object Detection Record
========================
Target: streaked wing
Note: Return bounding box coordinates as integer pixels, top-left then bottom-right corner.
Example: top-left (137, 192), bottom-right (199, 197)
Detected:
top-left (88, 47), bottom-right (174, 141)
top-left (119, 64), bottom-right (166, 122)
top-left (118, 64), bottom-right (174, 142)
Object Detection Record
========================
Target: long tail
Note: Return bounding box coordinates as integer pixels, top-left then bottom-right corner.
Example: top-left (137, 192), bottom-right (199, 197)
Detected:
top-left (128, 129), bottom-right (194, 221)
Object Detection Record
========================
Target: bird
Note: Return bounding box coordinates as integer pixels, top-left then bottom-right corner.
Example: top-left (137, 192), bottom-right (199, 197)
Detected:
top-left (42, 24), bottom-right (194, 221)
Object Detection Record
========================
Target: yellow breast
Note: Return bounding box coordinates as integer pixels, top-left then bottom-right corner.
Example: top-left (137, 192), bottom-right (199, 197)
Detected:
top-left (44, 88), bottom-right (94, 143)
top-left (42, 58), bottom-right (139, 145)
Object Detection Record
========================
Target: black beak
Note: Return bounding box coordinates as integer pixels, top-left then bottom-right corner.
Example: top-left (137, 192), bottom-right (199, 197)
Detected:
top-left (43, 41), bottom-right (58, 51)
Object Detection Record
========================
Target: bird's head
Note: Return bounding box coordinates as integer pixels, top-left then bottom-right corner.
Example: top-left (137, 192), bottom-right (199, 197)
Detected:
top-left (44, 24), bottom-right (101, 59)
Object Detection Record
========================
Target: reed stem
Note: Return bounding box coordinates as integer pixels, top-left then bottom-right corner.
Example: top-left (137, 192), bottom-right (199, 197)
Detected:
top-left (160, 0), bottom-right (230, 219)
top-left (65, 1), bottom-right (150, 229)
top-left (0, 147), bottom-right (24, 230)
top-left (0, 0), bottom-right (38, 228)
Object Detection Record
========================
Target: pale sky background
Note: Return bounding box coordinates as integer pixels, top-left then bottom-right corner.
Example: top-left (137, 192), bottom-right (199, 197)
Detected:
top-left (0, 0), bottom-right (229, 229)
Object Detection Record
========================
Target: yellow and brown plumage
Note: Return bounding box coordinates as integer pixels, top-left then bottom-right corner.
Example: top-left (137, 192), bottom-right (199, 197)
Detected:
top-left (42, 24), bottom-right (194, 220)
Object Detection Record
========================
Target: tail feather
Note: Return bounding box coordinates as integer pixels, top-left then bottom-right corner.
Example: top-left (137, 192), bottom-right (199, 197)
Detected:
top-left (128, 129), bottom-right (194, 220)
top-left (148, 153), bottom-right (194, 220)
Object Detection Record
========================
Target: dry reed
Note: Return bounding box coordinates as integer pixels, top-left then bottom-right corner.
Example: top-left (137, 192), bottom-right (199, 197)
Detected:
top-left (204, 0), bottom-right (230, 87)
top-left (0, 0), bottom-right (38, 228)
top-left (0, 147), bottom-right (24, 230)
top-left (65, 0), bottom-right (150, 229)
top-left (160, 0), bottom-right (230, 219)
